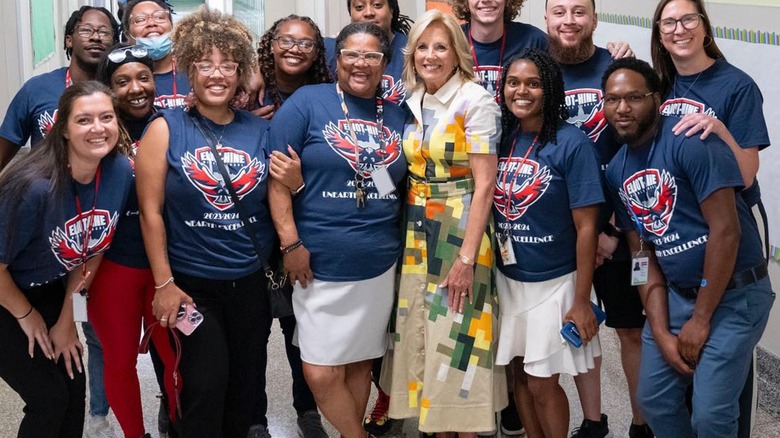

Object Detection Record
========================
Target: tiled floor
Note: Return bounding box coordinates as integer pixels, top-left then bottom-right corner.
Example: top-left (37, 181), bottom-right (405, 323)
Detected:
top-left (1, 327), bottom-right (779, 437)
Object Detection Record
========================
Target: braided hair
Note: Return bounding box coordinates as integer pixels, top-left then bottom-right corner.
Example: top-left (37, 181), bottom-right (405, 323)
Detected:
top-left (257, 15), bottom-right (332, 109)
top-left (346, 0), bottom-right (414, 35)
top-left (64, 6), bottom-right (120, 60)
top-left (498, 49), bottom-right (567, 155)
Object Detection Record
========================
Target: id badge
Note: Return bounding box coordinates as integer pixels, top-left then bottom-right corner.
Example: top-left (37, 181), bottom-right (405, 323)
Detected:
top-left (371, 166), bottom-right (395, 197)
top-left (497, 232), bottom-right (517, 265)
top-left (71, 272), bottom-right (90, 322)
top-left (631, 251), bottom-right (650, 286)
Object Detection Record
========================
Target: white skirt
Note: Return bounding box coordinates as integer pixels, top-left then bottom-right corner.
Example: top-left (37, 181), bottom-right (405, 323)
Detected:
top-left (293, 263), bottom-right (396, 366)
top-left (495, 270), bottom-right (602, 377)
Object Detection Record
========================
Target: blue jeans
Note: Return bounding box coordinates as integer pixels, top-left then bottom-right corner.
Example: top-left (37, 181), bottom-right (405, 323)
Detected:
top-left (637, 277), bottom-right (774, 438)
top-left (82, 321), bottom-right (110, 416)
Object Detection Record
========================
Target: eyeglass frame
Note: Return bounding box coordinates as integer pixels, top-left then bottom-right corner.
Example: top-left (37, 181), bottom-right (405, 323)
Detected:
top-left (656, 13), bottom-right (704, 35)
top-left (192, 61), bottom-right (240, 77)
top-left (107, 46), bottom-right (149, 63)
top-left (603, 91), bottom-right (656, 108)
top-left (339, 49), bottom-right (385, 66)
top-left (273, 36), bottom-right (316, 54)
top-left (129, 10), bottom-right (171, 26)
top-left (74, 25), bottom-right (114, 41)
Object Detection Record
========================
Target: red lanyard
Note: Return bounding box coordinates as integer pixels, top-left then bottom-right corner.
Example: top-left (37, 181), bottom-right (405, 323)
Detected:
top-left (469, 26), bottom-right (506, 103)
top-left (65, 68), bottom-right (73, 88)
top-left (501, 131), bottom-right (537, 219)
top-left (72, 166), bottom-right (101, 278)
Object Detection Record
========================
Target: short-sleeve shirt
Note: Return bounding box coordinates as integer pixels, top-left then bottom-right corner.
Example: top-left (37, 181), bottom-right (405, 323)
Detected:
top-left (159, 108), bottom-right (273, 280)
top-left (404, 74), bottom-right (501, 181)
top-left (0, 153), bottom-right (133, 288)
top-left (267, 83), bottom-right (409, 281)
top-left (153, 69), bottom-right (191, 110)
top-left (659, 59), bottom-right (769, 207)
top-left (462, 22), bottom-right (548, 99)
top-left (0, 67), bottom-right (68, 148)
top-left (606, 117), bottom-right (764, 288)
top-left (493, 122), bottom-right (603, 282)
top-left (325, 32), bottom-right (408, 104)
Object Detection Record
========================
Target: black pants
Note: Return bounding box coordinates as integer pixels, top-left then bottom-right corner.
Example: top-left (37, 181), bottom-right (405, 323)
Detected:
top-left (278, 313), bottom-right (318, 415)
top-left (0, 281), bottom-right (86, 438)
top-left (173, 269), bottom-right (272, 438)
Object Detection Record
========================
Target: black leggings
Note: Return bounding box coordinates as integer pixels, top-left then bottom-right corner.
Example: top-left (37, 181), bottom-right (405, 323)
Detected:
top-left (172, 269), bottom-right (272, 438)
top-left (0, 281), bottom-right (86, 438)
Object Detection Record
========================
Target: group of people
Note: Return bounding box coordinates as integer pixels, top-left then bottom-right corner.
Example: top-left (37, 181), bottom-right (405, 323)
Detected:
top-left (0, 1), bottom-right (772, 438)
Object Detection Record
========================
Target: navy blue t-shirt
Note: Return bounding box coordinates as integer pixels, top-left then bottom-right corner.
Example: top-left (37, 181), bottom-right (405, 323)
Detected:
top-left (154, 69), bottom-right (190, 110)
top-left (659, 59), bottom-right (769, 208)
top-left (0, 67), bottom-right (68, 148)
top-left (159, 108), bottom-right (273, 280)
top-left (462, 22), bottom-right (548, 99)
top-left (606, 117), bottom-right (764, 288)
top-left (0, 153), bottom-right (133, 288)
top-left (325, 32), bottom-right (408, 104)
top-left (493, 122), bottom-right (603, 282)
top-left (267, 83), bottom-right (409, 281)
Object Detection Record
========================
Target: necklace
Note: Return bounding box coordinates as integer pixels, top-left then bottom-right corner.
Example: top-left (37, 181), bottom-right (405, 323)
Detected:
top-left (202, 113), bottom-right (233, 147)
top-left (673, 70), bottom-right (703, 100)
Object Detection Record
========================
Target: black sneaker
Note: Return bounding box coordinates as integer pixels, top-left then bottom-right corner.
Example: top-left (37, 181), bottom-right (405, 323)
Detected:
top-left (247, 424), bottom-right (272, 438)
top-left (297, 410), bottom-right (328, 438)
top-left (628, 423), bottom-right (654, 438)
top-left (500, 397), bottom-right (525, 436)
top-left (570, 414), bottom-right (613, 438)
top-left (157, 393), bottom-right (170, 435)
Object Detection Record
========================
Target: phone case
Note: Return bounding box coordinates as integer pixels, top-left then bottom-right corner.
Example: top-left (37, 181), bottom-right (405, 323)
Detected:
top-left (560, 302), bottom-right (607, 348)
top-left (176, 303), bottom-right (204, 336)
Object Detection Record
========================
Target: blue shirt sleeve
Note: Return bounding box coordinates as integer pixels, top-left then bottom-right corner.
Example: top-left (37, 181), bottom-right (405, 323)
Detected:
top-left (723, 82), bottom-right (769, 151)
top-left (676, 135), bottom-right (744, 203)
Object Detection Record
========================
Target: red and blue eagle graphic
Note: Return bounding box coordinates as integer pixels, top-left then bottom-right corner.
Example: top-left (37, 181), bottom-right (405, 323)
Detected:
top-left (181, 146), bottom-right (264, 211)
top-left (49, 209), bottom-right (118, 271)
top-left (493, 158), bottom-right (552, 221)
top-left (565, 88), bottom-right (608, 143)
top-left (322, 119), bottom-right (402, 177)
top-left (619, 169), bottom-right (678, 237)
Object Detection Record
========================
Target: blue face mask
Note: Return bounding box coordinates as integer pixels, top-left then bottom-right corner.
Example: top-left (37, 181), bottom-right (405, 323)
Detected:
top-left (134, 33), bottom-right (172, 61)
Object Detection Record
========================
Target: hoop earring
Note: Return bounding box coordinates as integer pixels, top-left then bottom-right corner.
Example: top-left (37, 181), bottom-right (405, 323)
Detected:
top-left (703, 35), bottom-right (713, 47)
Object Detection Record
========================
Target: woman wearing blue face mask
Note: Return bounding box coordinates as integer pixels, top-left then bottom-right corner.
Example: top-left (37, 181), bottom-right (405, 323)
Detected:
top-left (123, 0), bottom-right (190, 110)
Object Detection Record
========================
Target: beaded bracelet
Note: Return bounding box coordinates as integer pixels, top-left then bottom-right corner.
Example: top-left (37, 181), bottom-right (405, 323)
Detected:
top-left (281, 239), bottom-right (304, 254)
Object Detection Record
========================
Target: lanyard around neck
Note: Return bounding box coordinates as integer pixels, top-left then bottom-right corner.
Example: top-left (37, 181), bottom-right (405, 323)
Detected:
top-left (72, 165), bottom-right (101, 278)
top-left (469, 26), bottom-right (506, 103)
top-left (334, 83), bottom-right (386, 176)
top-left (620, 137), bottom-right (658, 239)
top-left (501, 129), bottom-right (537, 222)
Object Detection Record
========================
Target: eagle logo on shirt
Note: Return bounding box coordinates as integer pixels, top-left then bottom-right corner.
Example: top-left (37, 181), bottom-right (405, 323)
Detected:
top-left (181, 146), bottom-right (264, 211)
top-left (619, 169), bottom-right (677, 237)
top-left (659, 98), bottom-right (717, 118)
top-left (493, 158), bottom-right (552, 220)
top-left (565, 88), bottom-right (607, 143)
top-left (323, 120), bottom-right (402, 177)
top-left (49, 209), bottom-right (118, 271)
top-left (382, 76), bottom-right (406, 105)
top-left (37, 110), bottom-right (57, 139)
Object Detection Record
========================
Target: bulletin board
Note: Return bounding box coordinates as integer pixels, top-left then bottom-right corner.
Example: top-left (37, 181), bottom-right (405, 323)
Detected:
top-left (30, 0), bottom-right (55, 67)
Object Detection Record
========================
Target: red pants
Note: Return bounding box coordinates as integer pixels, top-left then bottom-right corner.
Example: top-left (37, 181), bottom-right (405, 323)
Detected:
top-left (88, 259), bottom-right (177, 438)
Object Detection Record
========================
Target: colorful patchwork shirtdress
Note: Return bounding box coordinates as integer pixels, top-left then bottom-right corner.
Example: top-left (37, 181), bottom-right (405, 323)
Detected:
top-left (382, 76), bottom-right (507, 433)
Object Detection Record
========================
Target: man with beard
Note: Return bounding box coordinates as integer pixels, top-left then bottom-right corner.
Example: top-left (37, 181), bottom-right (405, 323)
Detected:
top-left (0, 7), bottom-right (120, 438)
top-left (545, 1), bottom-right (650, 437)
top-left (602, 58), bottom-right (773, 438)
top-left (0, 6), bottom-right (119, 169)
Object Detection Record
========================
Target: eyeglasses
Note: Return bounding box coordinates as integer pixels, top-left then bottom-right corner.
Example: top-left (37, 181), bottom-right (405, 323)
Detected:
top-left (603, 91), bottom-right (655, 107)
top-left (107, 46), bottom-right (149, 63)
top-left (339, 49), bottom-right (384, 66)
top-left (129, 10), bottom-right (170, 26)
top-left (274, 36), bottom-right (316, 53)
top-left (75, 25), bottom-right (114, 40)
top-left (193, 61), bottom-right (240, 77)
top-left (657, 13), bottom-right (703, 35)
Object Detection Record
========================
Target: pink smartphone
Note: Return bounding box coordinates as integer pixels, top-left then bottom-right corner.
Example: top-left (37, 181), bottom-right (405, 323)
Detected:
top-left (176, 303), bottom-right (204, 336)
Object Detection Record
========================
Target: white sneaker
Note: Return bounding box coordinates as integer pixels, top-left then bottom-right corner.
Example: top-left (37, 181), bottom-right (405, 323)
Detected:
top-left (84, 414), bottom-right (116, 438)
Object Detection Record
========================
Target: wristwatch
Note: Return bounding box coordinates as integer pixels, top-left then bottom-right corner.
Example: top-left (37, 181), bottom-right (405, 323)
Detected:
top-left (603, 222), bottom-right (623, 238)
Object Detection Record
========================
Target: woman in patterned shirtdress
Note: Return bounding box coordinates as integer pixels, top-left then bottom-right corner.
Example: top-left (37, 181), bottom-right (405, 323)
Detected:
top-left (382, 10), bottom-right (506, 436)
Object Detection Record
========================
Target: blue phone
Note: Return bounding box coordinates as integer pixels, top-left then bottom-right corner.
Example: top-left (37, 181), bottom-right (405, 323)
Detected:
top-left (560, 302), bottom-right (606, 348)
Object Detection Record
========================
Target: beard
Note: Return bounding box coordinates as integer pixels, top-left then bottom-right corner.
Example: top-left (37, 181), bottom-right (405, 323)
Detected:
top-left (613, 114), bottom-right (658, 146)
top-left (548, 34), bottom-right (595, 65)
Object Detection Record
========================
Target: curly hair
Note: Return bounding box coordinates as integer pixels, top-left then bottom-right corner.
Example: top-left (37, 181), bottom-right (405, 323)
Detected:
top-left (650, 0), bottom-right (724, 95)
top-left (451, 0), bottom-right (527, 22)
top-left (172, 6), bottom-right (257, 89)
top-left (347, 0), bottom-right (414, 35)
top-left (257, 15), bottom-right (332, 108)
top-left (64, 6), bottom-right (121, 59)
top-left (499, 49), bottom-right (567, 154)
